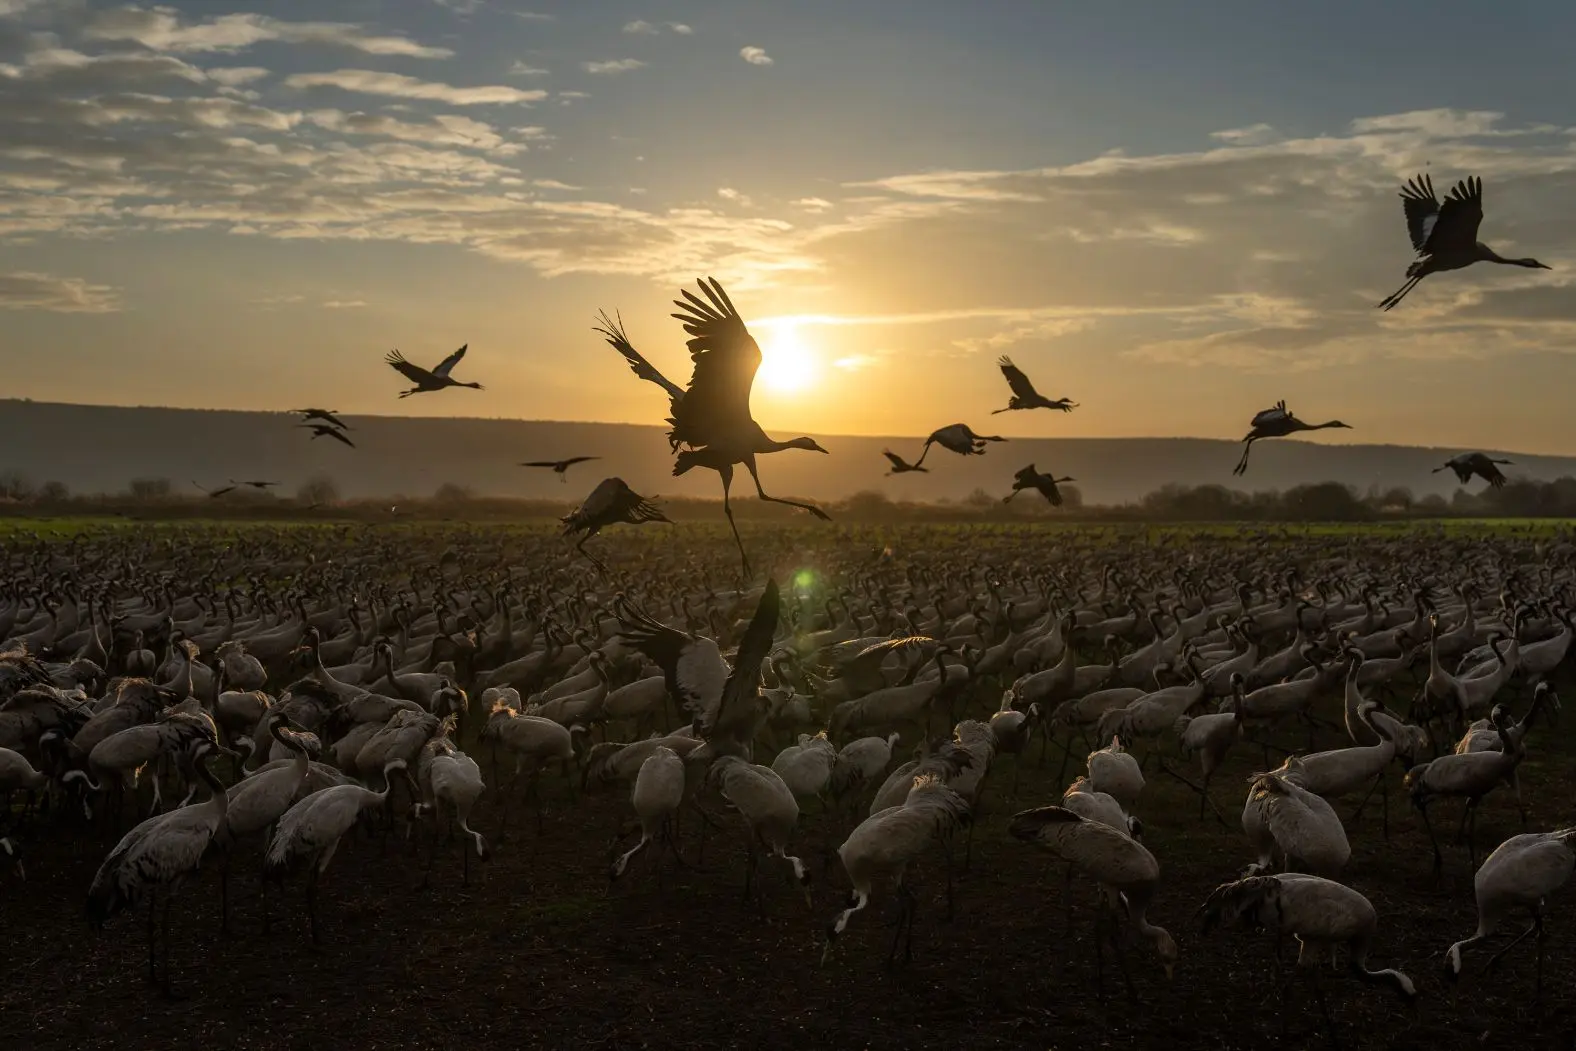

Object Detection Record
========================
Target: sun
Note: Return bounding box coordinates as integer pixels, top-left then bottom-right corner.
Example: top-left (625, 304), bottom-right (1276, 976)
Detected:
top-left (757, 322), bottom-right (817, 394)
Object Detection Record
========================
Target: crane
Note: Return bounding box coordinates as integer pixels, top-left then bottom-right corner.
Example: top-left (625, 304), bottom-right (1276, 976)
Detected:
top-left (1232, 401), bottom-right (1350, 476)
top-left (913, 423), bottom-right (1005, 468)
top-left (559, 477), bottom-right (670, 571)
top-left (1379, 174), bottom-right (1550, 311)
top-left (594, 279), bottom-right (831, 575)
top-left (882, 450), bottom-right (928, 475)
top-left (991, 356), bottom-right (1076, 413)
top-left (520, 456), bottom-right (600, 482)
top-left (1433, 452), bottom-right (1514, 489)
top-left (384, 345), bottom-right (484, 397)
top-left (1002, 465), bottom-right (1076, 507)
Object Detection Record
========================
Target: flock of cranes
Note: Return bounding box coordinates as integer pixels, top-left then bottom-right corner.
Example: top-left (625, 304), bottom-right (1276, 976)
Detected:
top-left (1, 515), bottom-right (1574, 1046)
top-left (177, 172), bottom-right (1553, 580)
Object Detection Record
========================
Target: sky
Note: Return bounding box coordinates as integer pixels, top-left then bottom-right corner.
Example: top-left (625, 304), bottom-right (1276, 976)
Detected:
top-left (3, 0), bottom-right (1576, 454)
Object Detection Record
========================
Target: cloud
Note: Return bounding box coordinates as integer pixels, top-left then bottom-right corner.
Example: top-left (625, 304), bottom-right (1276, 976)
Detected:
top-left (306, 109), bottom-right (509, 151)
top-left (582, 58), bottom-right (644, 75)
top-left (739, 46), bottom-right (773, 66)
top-left (1210, 123), bottom-right (1278, 145)
top-left (205, 66), bottom-right (269, 87)
top-left (792, 197), bottom-right (834, 212)
top-left (321, 299), bottom-right (366, 308)
top-left (532, 178), bottom-right (580, 190)
top-left (512, 10), bottom-right (554, 20)
top-left (717, 187), bottom-right (752, 206)
top-left (831, 354), bottom-right (883, 372)
top-left (0, 47), bottom-right (208, 87)
top-left (431, 0), bottom-right (486, 12)
top-left (623, 20), bottom-right (692, 35)
top-left (284, 70), bottom-right (546, 105)
top-left (507, 60), bottom-right (548, 76)
top-left (0, 271), bottom-right (120, 312)
top-left (84, 7), bottom-right (453, 59)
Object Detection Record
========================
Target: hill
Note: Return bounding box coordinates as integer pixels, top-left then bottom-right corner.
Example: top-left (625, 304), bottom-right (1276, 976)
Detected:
top-left (2, 399), bottom-right (1572, 505)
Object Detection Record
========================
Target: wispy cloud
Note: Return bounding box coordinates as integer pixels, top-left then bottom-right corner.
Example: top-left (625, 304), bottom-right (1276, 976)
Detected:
top-left (0, 272), bottom-right (120, 313)
top-left (669, 23), bottom-right (694, 35)
top-left (321, 299), bottom-right (367, 308)
top-left (430, 0), bottom-right (486, 13)
top-left (284, 70), bottom-right (546, 105)
top-left (512, 10), bottom-right (554, 20)
top-left (507, 60), bottom-right (548, 76)
top-left (717, 187), bottom-right (752, 206)
top-left (739, 46), bottom-right (773, 66)
top-left (582, 58), bottom-right (645, 75)
top-left (623, 20), bottom-right (693, 35)
top-left (84, 7), bottom-right (453, 59)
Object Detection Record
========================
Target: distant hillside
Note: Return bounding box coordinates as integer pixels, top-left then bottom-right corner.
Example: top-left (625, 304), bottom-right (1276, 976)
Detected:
top-left (3, 399), bottom-right (1574, 506)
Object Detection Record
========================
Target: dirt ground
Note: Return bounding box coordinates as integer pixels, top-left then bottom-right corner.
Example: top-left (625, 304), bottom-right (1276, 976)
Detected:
top-left (4, 696), bottom-right (1576, 1051)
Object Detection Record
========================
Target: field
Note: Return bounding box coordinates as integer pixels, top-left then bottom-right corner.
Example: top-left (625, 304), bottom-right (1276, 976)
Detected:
top-left (2, 517), bottom-right (1575, 1051)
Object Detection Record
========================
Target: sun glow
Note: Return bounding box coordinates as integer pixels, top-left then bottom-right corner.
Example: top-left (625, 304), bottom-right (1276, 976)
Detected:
top-left (757, 322), bottom-right (818, 394)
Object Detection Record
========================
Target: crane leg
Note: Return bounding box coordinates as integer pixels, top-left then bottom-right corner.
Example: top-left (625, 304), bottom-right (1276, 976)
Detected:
top-left (743, 456), bottom-right (832, 522)
top-left (1378, 274), bottom-right (1423, 311)
top-left (717, 468), bottom-right (751, 577)
top-left (1415, 800), bottom-right (1443, 871)
top-left (1233, 438), bottom-right (1256, 477)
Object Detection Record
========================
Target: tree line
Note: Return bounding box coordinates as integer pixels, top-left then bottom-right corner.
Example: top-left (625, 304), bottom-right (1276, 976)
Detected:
top-left (2, 472), bottom-right (1576, 523)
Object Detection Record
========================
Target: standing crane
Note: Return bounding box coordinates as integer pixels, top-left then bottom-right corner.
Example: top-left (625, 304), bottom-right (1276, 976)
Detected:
top-left (1434, 452), bottom-right (1515, 489)
top-left (1002, 465), bottom-right (1076, 507)
top-left (1446, 826), bottom-right (1575, 999)
top-left (559, 477), bottom-right (670, 571)
top-left (1232, 401), bottom-right (1351, 476)
top-left (594, 279), bottom-right (831, 575)
top-left (384, 345), bottom-right (485, 397)
top-left (991, 356), bottom-right (1077, 413)
top-left (520, 456), bottom-right (600, 483)
top-left (1379, 174), bottom-right (1550, 311)
top-left (86, 739), bottom-right (230, 995)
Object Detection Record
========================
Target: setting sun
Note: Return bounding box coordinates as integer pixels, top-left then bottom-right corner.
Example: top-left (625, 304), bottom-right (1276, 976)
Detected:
top-left (757, 323), bottom-right (818, 394)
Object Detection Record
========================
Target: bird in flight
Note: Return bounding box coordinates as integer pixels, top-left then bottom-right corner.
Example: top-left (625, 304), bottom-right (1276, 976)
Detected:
top-left (594, 278), bottom-right (831, 575)
top-left (1433, 452), bottom-right (1515, 489)
top-left (520, 456), bottom-right (601, 483)
top-left (992, 356), bottom-right (1077, 414)
top-left (561, 477), bottom-right (671, 572)
top-left (914, 423), bottom-right (1006, 468)
top-left (192, 481), bottom-right (236, 499)
top-left (1232, 400), bottom-right (1350, 476)
top-left (291, 408), bottom-right (351, 430)
top-left (882, 449), bottom-right (928, 475)
top-left (233, 479), bottom-right (281, 490)
top-left (385, 345), bottom-right (484, 398)
top-left (1003, 465), bottom-right (1076, 507)
top-left (300, 423), bottom-right (356, 448)
top-left (1378, 174), bottom-right (1550, 311)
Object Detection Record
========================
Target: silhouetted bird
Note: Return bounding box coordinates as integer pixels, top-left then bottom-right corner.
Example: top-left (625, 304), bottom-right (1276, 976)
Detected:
top-left (992, 356), bottom-right (1077, 414)
top-left (192, 481), bottom-right (236, 499)
top-left (561, 477), bottom-right (671, 571)
top-left (234, 479), bottom-right (280, 490)
top-left (300, 424), bottom-right (356, 448)
top-left (1379, 174), bottom-right (1550, 311)
top-left (914, 423), bottom-right (1005, 467)
top-left (292, 408), bottom-right (350, 430)
top-left (1232, 400), bottom-right (1350, 476)
top-left (520, 456), bottom-right (600, 482)
top-left (882, 449), bottom-right (928, 475)
top-left (594, 278), bottom-right (830, 575)
top-left (1434, 452), bottom-right (1515, 489)
top-left (1003, 465), bottom-right (1076, 507)
top-left (385, 345), bottom-right (484, 397)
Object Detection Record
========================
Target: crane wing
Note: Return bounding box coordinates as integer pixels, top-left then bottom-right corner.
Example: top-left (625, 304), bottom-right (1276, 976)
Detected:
top-left (669, 278), bottom-right (762, 447)
top-left (595, 310), bottom-right (685, 406)
top-left (881, 449), bottom-right (907, 469)
top-left (560, 456), bottom-right (599, 467)
top-left (385, 350), bottom-right (434, 385)
top-left (1430, 176), bottom-right (1484, 256)
top-left (997, 356), bottom-right (1041, 401)
top-left (432, 344), bottom-right (468, 378)
top-left (708, 578), bottom-right (779, 737)
top-left (324, 428), bottom-right (356, 448)
top-left (615, 599), bottom-right (727, 727)
top-left (519, 461), bottom-right (559, 468)
top-left (1250, 401), bottom-right (1289, 427)
top-left (1398, 174), bottom-right (1441, 253)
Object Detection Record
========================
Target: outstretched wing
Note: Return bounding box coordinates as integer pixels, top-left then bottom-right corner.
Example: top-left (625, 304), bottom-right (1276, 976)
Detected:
top-left (997, 356), bottom-right (1040, 401)
top-left (519, 461), bottom-right (559, 468)
top-left (385, 350), bottom-right (433, 385)
top-left (595, 310), bottom-right (685, 405)
top-left (882, 449), bottom-right (907, 469)
top-left (431, 344), bottom-right (468, 378)
top-left (324, 428), bottom-right (356, 448)
top-left (1250, 401), bottom-right (1289, 427)
top-left (1431, 176), bottom-right (1484, 256)
top-left (1398, 174), bottom-right (1441, 253)
top-left (709, 578), bottom-right (779, 737)
top-left (668, 278), bottom-right (762, 446)
top-left (560, 456), bottom-right (599, 468)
